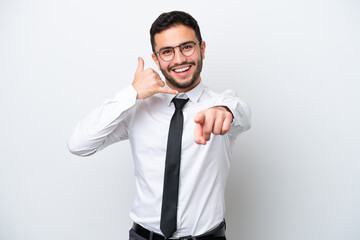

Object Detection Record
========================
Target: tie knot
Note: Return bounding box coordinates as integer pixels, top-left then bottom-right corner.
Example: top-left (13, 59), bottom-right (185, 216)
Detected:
top-left (172, 98), bottom-right (189, 110)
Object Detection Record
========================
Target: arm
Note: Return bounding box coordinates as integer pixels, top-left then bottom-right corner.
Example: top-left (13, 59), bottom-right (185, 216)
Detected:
top-left (67, 85), bottom-right (138, 156)
top-left (67, 57), bottom-right (177, 156)
top-left (194, 90), bottom-right (251, 145)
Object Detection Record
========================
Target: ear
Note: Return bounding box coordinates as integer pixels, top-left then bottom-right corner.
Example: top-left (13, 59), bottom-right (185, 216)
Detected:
top-left (200, 41), bottom-right (206, 60)
top-left (152, 53), bottom-right (161, 70)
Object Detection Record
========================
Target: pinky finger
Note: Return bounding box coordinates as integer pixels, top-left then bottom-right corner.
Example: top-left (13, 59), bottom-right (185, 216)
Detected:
top-left (221, 116), bottom-right (232, 134)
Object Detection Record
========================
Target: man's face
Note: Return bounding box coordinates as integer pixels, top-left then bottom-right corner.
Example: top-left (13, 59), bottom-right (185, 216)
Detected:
top-left (152, 25), bottom-right (206, 92)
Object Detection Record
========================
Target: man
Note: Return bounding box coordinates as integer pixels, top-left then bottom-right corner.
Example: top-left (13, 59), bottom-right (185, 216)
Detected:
top-left (68, 11), bottom-right (251, 240)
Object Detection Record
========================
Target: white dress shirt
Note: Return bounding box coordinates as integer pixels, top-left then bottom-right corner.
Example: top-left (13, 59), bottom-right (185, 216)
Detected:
top-left (67, 81), bottom-right (251, 237)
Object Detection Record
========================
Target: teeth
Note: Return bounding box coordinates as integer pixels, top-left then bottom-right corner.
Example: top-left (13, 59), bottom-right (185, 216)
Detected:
top-left (174, 66), bottom-right (190, 73)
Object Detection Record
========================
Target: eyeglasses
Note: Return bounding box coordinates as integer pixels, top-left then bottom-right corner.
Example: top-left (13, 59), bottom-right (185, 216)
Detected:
top-left (154, 41), bottom-right (201, 62)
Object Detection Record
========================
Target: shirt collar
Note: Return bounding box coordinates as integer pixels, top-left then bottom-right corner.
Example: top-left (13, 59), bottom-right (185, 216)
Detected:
top-left (164, 81), bottom-right (204, 106)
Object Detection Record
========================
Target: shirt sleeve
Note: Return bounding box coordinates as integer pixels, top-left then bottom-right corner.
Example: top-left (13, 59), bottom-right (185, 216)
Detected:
top-left (214, 89), bottom-right (251, 139)
top-left (67, 85), bottom-right (138, 157)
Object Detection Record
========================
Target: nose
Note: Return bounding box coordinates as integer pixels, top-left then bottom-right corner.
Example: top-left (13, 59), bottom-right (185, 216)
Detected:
top-left (172, 46), bottom-right (187, 64)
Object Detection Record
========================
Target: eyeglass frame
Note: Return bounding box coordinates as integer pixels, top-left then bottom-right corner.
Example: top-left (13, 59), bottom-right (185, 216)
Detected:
top-left (153, 41), bottom-right (202, 62)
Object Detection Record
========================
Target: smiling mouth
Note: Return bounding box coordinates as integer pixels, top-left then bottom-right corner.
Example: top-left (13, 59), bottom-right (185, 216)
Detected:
top-left (173, 66), bottom-right (191, 73)
top-left (172, 65), bottom-right (192, 74)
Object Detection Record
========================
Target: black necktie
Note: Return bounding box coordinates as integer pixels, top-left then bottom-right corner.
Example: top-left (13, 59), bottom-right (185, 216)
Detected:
top-left (160, 98), bottom-right (189, 238)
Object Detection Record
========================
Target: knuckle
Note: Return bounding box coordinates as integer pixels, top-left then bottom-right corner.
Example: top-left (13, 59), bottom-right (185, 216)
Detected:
top-left (209, 108), bottom-right (216, 115)
top-left (222, 122), bottom-right (231, 133)
top-left (222, 126), bottom-right (230, 134)
top-left (146, 68), bottom-right (155, 75)
top-left (213, 128), bottom-right (221, 135)
top-left (203, 125), bottom-right (212, 134)
top-left (198, 110), bottom-right (205, 116)
top-left (195, 113), bottom-right (205, 122)
top-left (151, 82), bottom-right (159, 88)
top-left (225, 112), bottom-right (232, 118)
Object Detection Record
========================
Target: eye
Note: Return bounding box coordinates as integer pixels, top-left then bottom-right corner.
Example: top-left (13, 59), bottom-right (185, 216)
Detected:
top-left (161, 49), bottom-right (173, 56)
top-left (182, 44), bottom-right (194, 51)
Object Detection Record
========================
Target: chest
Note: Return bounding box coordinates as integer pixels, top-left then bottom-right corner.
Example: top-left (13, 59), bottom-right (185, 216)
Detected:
top-left (128, 104), bottom-right (198, 152)
top-left (126, 97), bottom-right (220, 152)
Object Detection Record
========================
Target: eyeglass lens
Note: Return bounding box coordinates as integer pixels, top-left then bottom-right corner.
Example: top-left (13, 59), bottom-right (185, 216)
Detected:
top-left (159, 42), bottom-right (197, 61)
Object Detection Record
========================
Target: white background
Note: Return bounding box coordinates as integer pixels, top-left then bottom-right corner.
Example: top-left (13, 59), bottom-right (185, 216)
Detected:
top-left (1, 0), bottom-right (359, 239)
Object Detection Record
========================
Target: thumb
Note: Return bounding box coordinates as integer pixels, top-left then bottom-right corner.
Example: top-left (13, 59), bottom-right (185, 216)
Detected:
top-left (194, 112), bottom-right (205, 125)
top-left (136, 57), bottom-right (144, 72)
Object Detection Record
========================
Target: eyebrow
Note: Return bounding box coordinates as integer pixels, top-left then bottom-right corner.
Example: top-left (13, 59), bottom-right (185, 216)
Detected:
top-left (159, 41), bottom-right (195, 51)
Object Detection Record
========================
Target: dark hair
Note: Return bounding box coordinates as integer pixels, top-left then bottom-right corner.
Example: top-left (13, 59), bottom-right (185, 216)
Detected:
top-left (150, 11), bottom-right (202, 52)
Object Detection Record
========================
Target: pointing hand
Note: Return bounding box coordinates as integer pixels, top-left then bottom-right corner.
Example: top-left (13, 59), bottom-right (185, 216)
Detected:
top-left (194, 106), bottom-right (233, 145)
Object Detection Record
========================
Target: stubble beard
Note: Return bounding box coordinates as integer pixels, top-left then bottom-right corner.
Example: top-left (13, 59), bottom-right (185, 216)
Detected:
top-left (160, 56), bottom-right (203, 90)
